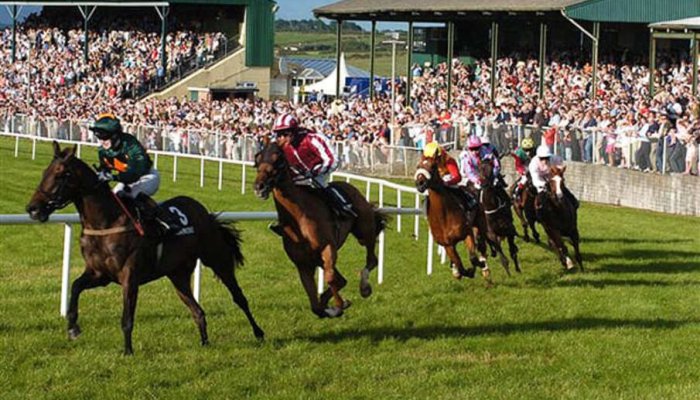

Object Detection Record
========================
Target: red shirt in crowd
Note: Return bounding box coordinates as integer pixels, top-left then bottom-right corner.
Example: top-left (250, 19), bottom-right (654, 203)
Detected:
top-left (282, 130), bottom-right (337, 180)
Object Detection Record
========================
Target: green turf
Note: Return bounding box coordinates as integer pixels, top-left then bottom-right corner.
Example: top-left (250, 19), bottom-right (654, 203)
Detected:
top-left (2, 137), bottom-right (700, 399)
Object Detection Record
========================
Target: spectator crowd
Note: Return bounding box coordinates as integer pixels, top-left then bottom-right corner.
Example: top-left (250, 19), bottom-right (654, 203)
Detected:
top-left (2, 11), bottom-right (699, 175)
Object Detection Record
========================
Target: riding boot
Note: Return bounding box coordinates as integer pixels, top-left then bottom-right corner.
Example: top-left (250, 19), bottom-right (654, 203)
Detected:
top-left (135, 193), bottom-right (181, 236)
top-left (326, 186), bottom-right (358, 218)
top-left (460, 187), bottom-right (478, 210)
top-left (268, 222), bottom-right (285, 237)
top-left (535, 192), bottom-right (546, 221)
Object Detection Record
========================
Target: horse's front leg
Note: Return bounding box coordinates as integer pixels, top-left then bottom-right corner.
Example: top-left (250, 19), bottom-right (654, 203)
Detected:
top-left (443, 244), bottom-right (469, 279)
top-left (321, 245), bottom-right (347, 317)
top-left (67, 270), bottom-right (110, 340)
top-left (570, 229), bottom-right (583, 272)
top-left (121, 271), bottom-right (139, 355)
top-left (546, 228), bottom-right (573, 271)
top-left (295, 263), bottom-right (326, 318)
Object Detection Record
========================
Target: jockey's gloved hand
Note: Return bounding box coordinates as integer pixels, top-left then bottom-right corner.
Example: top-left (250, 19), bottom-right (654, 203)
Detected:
top-left (97, 170), bottom-right (114, 182)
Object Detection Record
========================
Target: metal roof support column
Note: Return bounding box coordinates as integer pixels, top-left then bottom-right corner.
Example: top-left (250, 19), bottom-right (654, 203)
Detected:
top-left (490, 21), bottom-right (499, 104)
top-left (538, 22), bottom-right (547, 100)
top-left (446, 20), bottom-right (454, 109)
top-left (406, 21), bottom-right (414, 107)
top-left (155, 6), bottom-right (170, 80)
top-left (592, 22), bottom-right (599, 100)
top-left (5, 5), bottom-right (22, 63)
top-left (335, 19), bottom-right (343, 98)
top-left (649, 29), bottom-right (656, 98)
top-left (77, 5), bottom-right (96, 63)
top-left (369, 20), bottom-right (376, 100)
top-left (693, 35), bottom-right (698, 97)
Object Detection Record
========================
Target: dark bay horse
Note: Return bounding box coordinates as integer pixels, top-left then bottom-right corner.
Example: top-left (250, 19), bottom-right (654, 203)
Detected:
top-left (26, 142), bottom-right (264, 354)
top-left (253, 141), bottom-right (387, 318)
top-left (537, 166), bottom-right (583, 271)
top-left (511, 177), bottom-right (541, 243)
top-left (414, 155), bottom-right (491, 281)
top-left (478, 159), bottom-right (521, 275)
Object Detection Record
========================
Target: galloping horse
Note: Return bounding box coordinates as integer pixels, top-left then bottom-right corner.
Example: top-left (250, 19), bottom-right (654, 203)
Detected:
top-left (414, 154), bottom-right (491, 281)
top-left (253, 141), bottom-right (387, 318)
top-left (537, 166), bottom-right (583, 271)
top-left (26, 142), bottom-right (264, 354)
top-left (511, 178), bottom-right (541, 243)
top-left (478, 159), bottom-right (521, 275)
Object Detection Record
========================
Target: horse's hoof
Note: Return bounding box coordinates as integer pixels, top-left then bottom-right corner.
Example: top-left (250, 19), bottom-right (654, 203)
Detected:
top-left (254, 328), bottom-right (266, 340)
top-left (464, 268), bottom-right (475, 279)
top-left (566, 257), bottom-right (575, 270)
top-left (360, 283), bottom-right (372, 298)
top-left (68, 326), bottom-right (81, 340)
top-left (342, 299), bottom-right (352, 310)
top-left (451, 266), bottom-right (463, 280)
top-left (201, 339), bottom-right (210, 347)
top-left (123, 349), bottom-right (134, 356)
top-left (324, 307), bottom-right (344, 318)
top-left (523, 236), bottom-right (531, 243)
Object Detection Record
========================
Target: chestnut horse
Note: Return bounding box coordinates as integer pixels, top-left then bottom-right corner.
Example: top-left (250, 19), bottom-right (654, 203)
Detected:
top-left (478, 158), bottom-right (521, 275)
top-left (26, 142), bottom-right (264, 354)
top-left (414, 154), bottom-right (491, 281)
top-left (537, 166), bottom-right (583, 271)
top-left (511, 178), bottom-right (541, 243)
top-left (253, 142), bottom-right (387, 318)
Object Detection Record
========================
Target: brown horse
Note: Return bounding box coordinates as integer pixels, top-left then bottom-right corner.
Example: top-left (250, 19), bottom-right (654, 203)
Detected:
top-left (253, 141), bottom-right (387, 318)
top-left (26, 142), bottom-right (264, 354)
top-left (510, 177), bottom-right (541, 243)
top-left (414, 154), bottom-right (491, 281)
top-left (537, 166), bottom-right (583, 271)
top-left (478, 158), bottom-right (521, 275)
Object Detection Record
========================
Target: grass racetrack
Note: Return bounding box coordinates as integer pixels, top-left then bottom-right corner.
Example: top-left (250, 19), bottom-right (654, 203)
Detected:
top-left (2, 136), bottom-right (700, 399)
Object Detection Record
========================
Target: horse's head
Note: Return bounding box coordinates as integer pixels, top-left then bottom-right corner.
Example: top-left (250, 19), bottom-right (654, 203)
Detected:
top-left (547, 165), bottom-right (567, 201)
top-left (479, 157), bottom-right (495, 187)
top-left (414, 154), bottom-right (441, 193)
top-left (26, 141), bottom-right (96, 222)
top-left (253, 138), bottom-right (288, 200)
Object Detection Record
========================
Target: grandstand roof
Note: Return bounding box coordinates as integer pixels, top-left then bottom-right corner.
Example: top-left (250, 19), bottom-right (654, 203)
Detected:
top-left (314, 0), bottom-right (584, 20)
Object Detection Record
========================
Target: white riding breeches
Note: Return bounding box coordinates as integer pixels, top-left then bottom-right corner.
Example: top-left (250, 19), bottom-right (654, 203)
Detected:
top-left (113, 168), bottom-right (161, 198)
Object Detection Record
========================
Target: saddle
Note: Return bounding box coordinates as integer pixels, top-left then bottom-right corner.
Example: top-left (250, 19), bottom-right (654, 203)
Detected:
top-left (305, 183), bottom-right (357, 219)
top-left (118, 193), bottom-right (186, 238)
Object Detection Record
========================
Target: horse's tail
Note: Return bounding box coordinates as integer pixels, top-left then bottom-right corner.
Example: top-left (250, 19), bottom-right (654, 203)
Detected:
top-left (211, 213), bottom-right (245, 268)
top-left (374, 208), bottom-right (389, 236)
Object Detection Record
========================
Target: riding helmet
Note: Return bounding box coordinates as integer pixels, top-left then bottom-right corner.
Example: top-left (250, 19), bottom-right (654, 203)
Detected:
top-left (272, 113), bottom-right (299, 134)
top-left (90, 113), bottom-right (123, 140)
top-left (467, 136), bottom-right (482, 150)
top-left (423, 141), bottom-right (442, 158)
top-left (521, 137), bottom-right (535, 150)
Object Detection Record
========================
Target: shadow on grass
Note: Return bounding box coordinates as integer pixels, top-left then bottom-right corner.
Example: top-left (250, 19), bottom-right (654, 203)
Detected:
top-left (595, 249), bottom-right (700, 274)
top-left (296, 317), bottom-right (698, 344)
top-left (583, 237), bottom-right (693, 245)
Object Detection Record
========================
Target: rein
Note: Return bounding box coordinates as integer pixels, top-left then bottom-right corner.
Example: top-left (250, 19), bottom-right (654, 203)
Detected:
top-left (480, 186), bottom-right (507, 215)
top-left (110, 191), bottom-right (145, 237)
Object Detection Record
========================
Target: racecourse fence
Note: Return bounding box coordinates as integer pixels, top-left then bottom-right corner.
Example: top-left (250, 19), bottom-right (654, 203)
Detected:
top-left (2, 132), bottom-right (459, 316)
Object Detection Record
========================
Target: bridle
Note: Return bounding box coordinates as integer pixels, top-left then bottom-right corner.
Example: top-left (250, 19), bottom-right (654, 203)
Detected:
top-left (39, 167), bottom-right (76, 211)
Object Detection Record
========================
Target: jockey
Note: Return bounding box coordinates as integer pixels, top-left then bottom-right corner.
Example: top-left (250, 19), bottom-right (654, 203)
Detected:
top-left (458, 136), bottom-right (484, 189)
top-left (423, 142), bottom-right (461, 186)
top-left (90, 113), bottom-right (179, 235)
top-left (479, 136), bottom-right (504, 187)
top-left (528, 145), bottom-right (579, 219)
top-left (424, 141), bottom-right (476, 209)
top-left (272, 112), bottom-right (357, 220)
top-left (509, 137), bottom-right (536, 200)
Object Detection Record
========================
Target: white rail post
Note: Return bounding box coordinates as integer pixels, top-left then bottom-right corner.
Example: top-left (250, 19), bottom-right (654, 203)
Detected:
top-left (662, 138), bottom-right (668, 175)
top-left (218, 160), bottom-right (223, 191)
top-left (32, 138), bottom-right (37, 160)
top-left (241, 163), bottom-right (246, 194)
top-left (439, 245), bottom-right (447, 264)
top-left (76, 143), bottom-right (81, 158)
top-left (414, 193), bottom-right (420, 240)
top-left (396, 189), bottom-right (402, 233)
top-left (14, 136), bottom-right (19, 157)
top-left (378, 230), bottom-right (385, 284)
top-left (200, 157), bottom-right (205, 187)
top-left (173, 155), bottom-right (178, 182)
top-left (154, 152), bottom-right (158, 169)
top-left (60, 223), bottom-right (73, 317)
top-left (365, 181), bottom-right (371, 201)
top-left (317, 267), bottom-right (324, 294)
top-left (427, 230), bottom-right (434, 275)
top-left (193, 259), bottom-right (202, 302)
